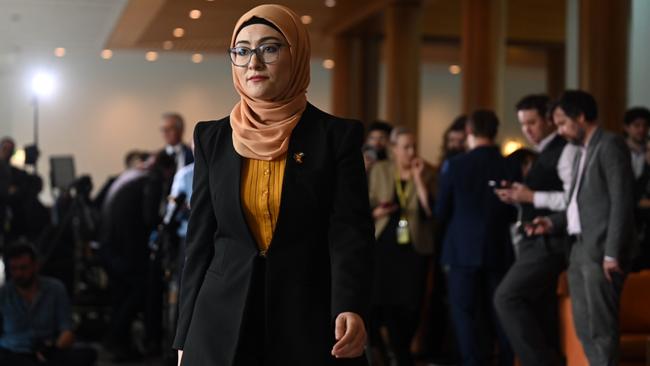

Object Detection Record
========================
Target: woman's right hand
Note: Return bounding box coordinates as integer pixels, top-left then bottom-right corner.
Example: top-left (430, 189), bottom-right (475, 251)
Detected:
top-left (177, 350), bottom-right (183, 366)
top-left (372, 203), bottom-right (397, 219)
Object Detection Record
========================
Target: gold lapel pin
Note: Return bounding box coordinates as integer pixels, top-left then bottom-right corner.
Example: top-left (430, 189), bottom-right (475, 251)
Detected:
top-left (293, 152), bottom-right (305, 164)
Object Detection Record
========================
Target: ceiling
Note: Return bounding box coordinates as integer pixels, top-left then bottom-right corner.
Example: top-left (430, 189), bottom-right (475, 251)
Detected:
top-left (0, 0), bottom-right (126, 55)
top-left (0, 0), bottom-right (566, 68)
top-left (106, 0), bottom-right (566, 60)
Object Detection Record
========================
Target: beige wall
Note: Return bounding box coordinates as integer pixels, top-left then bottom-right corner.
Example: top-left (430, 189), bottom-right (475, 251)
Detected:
top-left (4, 51), bottom-right (332, 201)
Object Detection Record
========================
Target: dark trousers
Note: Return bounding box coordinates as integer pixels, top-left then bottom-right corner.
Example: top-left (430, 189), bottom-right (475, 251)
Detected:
top-left (0, 347), bottom-right (97, 366)
top-left (233, 257), bottom-right (266, 366)
top-left (568, 243), bottom-right (626, 366)
top-left (106, 273), bottom-right (146, 348)
top-left (369, 305), bottom-right (420, 366)
top-left (493, 237), bottom-right (567, 366)
top-left (447, 267), bottom-right (513, 366)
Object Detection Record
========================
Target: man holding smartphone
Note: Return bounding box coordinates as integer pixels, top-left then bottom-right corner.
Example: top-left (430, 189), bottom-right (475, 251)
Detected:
top-left (493, 95), bottom-right (575, 366)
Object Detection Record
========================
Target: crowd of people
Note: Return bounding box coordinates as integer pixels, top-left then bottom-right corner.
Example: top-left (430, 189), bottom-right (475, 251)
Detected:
top-left (1, 87), bottom-right (650, 366)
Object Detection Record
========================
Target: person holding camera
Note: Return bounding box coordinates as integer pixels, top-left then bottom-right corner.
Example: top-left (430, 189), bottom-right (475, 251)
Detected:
top-left (0, 241), bottom-right (97, 366)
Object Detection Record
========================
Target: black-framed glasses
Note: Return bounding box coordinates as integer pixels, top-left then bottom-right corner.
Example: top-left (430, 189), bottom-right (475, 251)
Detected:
top-left (228, 43), bottom-right (288, 67)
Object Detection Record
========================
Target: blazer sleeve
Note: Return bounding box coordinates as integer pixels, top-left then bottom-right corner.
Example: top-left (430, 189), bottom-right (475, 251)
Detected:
top-left (601, 137), bottom-right (635, 259)
top-left (328, 121), bottom-right (374, 326)
top-left (435, 159), bottom-right (453, 223)
top-left (173, 123), bottom-right (217, 350)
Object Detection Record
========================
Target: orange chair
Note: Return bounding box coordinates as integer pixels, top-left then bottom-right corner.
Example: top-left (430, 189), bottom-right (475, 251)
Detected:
top-left (558, 270), bottom-right (650, 366)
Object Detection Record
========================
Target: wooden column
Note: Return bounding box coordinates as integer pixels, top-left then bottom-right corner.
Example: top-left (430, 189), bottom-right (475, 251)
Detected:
top-left (460, 0), bottom-right (506, 114)
top-left (385, 0), bottom-right (423, 132)
top-left (579, 0), bottom-right (630, 132)
top-left (547, 46), bottom-right (566, 100)
top-left (332, 35), bottom-right (356, 119)
top-left (357, 36), bottom-right (381, 124)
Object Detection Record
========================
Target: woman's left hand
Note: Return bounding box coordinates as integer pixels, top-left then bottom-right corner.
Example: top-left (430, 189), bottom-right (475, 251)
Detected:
top-left (331, 312), bottom-right (367, 358)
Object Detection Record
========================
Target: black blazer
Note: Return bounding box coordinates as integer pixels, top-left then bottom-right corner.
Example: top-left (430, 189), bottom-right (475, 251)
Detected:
top-left (174, 103), bottom-right (374, 366)
top-left (436, 146), bottom-right (516, 269)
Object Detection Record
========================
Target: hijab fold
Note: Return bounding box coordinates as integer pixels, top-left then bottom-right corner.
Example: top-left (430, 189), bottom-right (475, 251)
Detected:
top-left (229, 4), bottom-right (311, 161)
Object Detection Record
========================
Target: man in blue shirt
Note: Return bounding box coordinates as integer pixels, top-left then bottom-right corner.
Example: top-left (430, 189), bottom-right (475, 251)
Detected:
top-left (0, 241), bottom-right (96, 366)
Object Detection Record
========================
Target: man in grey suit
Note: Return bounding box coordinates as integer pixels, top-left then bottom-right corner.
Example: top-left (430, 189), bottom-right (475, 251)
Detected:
top-left (530, 90), bottom-right (638, 366)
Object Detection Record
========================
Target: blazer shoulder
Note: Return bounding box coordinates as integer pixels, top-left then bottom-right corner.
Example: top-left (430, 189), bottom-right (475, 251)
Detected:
top-left (307, 103), bottom-right (364, 134)
top-left (194, 116), bottom-right (230, 136)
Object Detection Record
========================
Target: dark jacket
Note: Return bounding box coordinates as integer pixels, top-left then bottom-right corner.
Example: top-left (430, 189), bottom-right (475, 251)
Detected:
top-left (99, 169), bottom-right (165, 277)
top-left (436, 145), bottom-right (516, 269)
top-left (174, 103), bottom-right (374, 366)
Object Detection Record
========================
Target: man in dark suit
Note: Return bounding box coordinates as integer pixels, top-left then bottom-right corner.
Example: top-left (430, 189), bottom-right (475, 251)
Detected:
top-left (436, 110), bottom-right (515, 366)
top-left (100, 152), bottom-right (176, 361)
top-left (493, 95), bottom-right (570, 366)
top-left (531, 90), bottom-right (638, 366)
top-left (161, 113), bottom-right (194, 173)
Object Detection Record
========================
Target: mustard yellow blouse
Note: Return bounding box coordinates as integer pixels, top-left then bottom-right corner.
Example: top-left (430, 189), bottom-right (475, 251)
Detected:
top-left (240, 154), bottom-right (286, 254)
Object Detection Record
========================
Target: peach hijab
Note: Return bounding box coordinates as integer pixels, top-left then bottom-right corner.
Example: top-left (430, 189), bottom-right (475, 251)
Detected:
top-left (229, 4), bottom-right (311, 161)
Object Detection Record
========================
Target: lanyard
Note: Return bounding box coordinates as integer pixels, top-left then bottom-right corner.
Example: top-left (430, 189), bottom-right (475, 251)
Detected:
top-left (394, 172), bottom-right (413, 210)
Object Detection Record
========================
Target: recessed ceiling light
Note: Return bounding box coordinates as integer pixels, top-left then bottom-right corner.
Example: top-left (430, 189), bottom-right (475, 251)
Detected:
top-left (322, 59), bottom-right (335, 69)
top-left (54, 47), bottom-right (65, 57)
top-left (192, 53), bottom-right (203, 63)
top-left (189, 9), bottom-right (201, 19)
top-left (449, 64), bottom-right (461, 75)
top-left (101, 49), bottom-right (113, 60)
top-left (325, 0), bottom-right (336, 8)
top-left (146, 51), bottom-right (158, 62)
top-left (173, 28), bottom-right (185, 38)
top-left (163, 41), bottom-right (174, 50)
top-left (301, 15), bottom-right (313, 25)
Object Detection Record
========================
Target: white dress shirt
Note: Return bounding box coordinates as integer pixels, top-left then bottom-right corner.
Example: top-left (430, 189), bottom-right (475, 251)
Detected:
top-left (166, 144), bottom-right (186, 172)
top-left (532, 135), bottom-right (579, 211)
top-left (630, 149), bottom-right (646, 179)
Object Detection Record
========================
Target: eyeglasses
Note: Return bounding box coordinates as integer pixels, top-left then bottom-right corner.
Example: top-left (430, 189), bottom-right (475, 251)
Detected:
top-left (228, 43), bottom-right (287, 67)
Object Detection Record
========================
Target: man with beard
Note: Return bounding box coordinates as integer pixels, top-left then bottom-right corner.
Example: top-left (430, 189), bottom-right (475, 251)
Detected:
top-left (530, 90), bottom-right (637, 366)
top-left (0, 241), bottom-right (97, 366)
top-left (363, 121), bottom-right (393, 172)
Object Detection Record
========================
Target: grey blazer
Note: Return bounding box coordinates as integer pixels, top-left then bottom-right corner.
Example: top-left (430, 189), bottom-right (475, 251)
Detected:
top-left (550, 128), bottom-right (638, 266)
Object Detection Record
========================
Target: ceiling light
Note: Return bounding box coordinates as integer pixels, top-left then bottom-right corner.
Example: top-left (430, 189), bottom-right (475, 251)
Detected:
top-left (502, 140), bottom-right (523, 156)
top-left (146, 51), bottom-right (158, 62)
top-left (173, 28), bottom-right (185, 38)
top-left (192, 53), bottom-right (203, 63)
top-left (322, 59), bottom-right (335, 69)
top-left (325, 0), bottom-right (336, 8)
top-left (449, 65), bottom-right (461, 75)
top-left (301, 15), bottom-right (313, 25)
top-left (101, 49), bottom-right (113, 60)
top-left (54, 47), bottom-right (65, 57)
top-left (163, 41), bottom-right (174, 50)
top-left (189, 9), bottom-right (201, 19)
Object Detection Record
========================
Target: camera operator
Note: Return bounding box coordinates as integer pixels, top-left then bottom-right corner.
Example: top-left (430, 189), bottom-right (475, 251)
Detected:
top-left (0, 137), bottom-right (50, 243)
top-left (99, 151), bottom-right (175, 362)
top-left (0, 240), bottom-right (97, 366)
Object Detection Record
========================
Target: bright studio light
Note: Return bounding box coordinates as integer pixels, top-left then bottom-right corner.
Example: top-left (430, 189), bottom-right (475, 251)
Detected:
top-left (31, 72), bottom-right (56, 97)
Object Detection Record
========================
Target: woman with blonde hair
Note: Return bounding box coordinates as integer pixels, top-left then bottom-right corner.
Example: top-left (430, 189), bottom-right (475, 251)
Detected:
top-left (367, 126), bottom-right (436, 366)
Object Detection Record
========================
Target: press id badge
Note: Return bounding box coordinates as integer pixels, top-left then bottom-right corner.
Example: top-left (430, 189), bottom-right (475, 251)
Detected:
top-left (397, 218), bottom-right (410, 245)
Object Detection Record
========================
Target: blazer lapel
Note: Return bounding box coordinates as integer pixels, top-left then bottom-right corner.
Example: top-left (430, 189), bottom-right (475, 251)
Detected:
top-left (223, 131), bottom-right (259, 251)
top-left (576, 128), bottom-right (603, 195)
top-left (268, 105), bottom-right (315, 249)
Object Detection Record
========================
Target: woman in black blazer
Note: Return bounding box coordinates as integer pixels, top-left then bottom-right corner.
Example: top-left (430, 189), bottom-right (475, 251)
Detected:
top-left (174, 4), bottom-right (374, 366)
